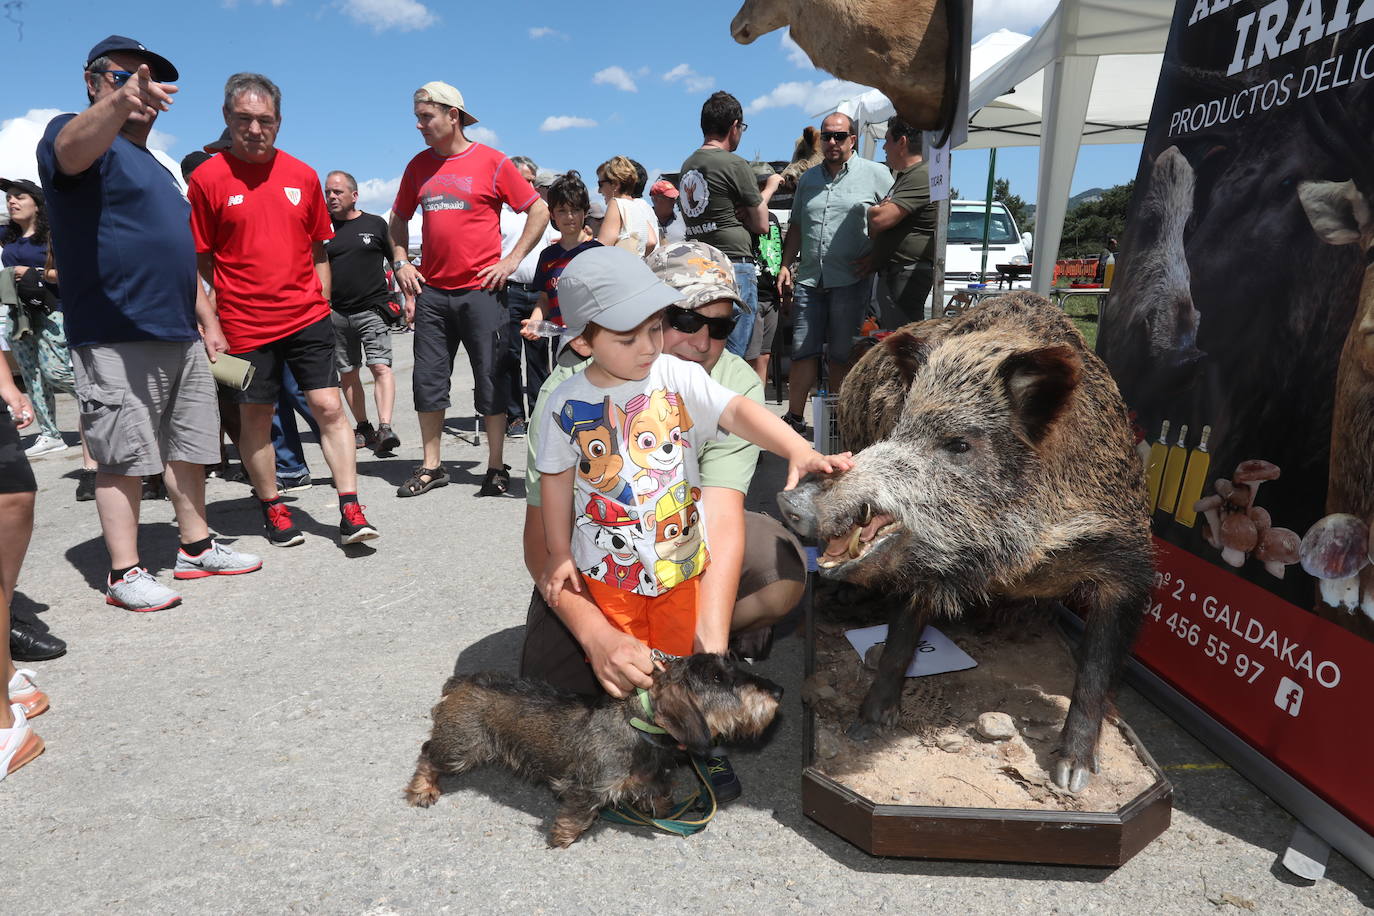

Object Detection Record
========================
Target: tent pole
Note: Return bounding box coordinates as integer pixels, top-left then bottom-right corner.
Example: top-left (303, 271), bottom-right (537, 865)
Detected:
top-left (980, 148), bottom-right (997, 283)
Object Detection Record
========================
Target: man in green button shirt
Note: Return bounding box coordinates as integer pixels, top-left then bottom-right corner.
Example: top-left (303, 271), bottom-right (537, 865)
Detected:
top-left (866, 116), bottom-right (937, 328)
top-left (777, 112), bottom-right (893, 431)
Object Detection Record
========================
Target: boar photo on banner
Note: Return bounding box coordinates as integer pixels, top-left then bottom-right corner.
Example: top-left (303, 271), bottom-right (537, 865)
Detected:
top-left (1098, 0), bottom-right (1374, 839)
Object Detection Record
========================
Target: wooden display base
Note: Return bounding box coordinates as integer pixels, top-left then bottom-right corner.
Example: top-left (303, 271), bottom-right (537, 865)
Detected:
top-left (801, 595), bottom-right (1173, 866)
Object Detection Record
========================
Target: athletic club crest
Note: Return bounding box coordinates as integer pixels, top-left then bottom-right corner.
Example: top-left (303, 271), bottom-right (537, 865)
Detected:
top-left (284, 187), bottom-right (301, 206)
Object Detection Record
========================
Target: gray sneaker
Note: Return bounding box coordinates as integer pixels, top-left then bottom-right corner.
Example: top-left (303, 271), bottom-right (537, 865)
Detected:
top-left (174, 541), bottom-right (263, 580)
top-left (105, 567), bottom-right (182, 613)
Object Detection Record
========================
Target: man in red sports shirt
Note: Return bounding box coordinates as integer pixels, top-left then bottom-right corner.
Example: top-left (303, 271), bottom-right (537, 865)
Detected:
top-left (389, 81), bottom-right (549, 499)
top-left (189, 72), bottom-right (379, 548)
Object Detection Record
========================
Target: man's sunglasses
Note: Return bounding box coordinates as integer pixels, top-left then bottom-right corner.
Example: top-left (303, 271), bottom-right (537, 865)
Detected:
top-left (91, 69), bottom-right (135, 87)
top-left (820, 130), bottom-right (852, 142)
top-left (665, 305), bottom-right (737, 340)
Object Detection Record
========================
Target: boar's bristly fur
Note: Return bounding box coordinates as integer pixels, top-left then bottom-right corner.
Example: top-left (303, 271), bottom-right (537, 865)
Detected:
top-left (781, 292), bottom-right (1153, 793)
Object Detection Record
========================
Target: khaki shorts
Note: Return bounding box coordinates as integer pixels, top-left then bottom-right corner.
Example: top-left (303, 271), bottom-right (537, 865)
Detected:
top-left (72, 341), bottom-right (221, 477)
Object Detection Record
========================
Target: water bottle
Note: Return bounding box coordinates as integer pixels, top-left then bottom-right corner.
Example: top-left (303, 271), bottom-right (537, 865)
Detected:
top-left (527, 320), bottom-right (564, 338)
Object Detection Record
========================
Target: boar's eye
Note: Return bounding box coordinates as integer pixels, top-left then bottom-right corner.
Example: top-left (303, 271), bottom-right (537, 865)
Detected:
top-left (941, 437), bottom-right (971, 455)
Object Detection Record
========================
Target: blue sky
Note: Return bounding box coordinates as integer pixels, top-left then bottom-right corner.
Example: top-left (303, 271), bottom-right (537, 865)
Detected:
top-left (0, 0), bottom-right (1143, 218)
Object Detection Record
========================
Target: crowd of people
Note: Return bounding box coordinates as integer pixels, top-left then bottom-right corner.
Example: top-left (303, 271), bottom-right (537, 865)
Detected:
top-left (1, 34), bottom-right (938, 796)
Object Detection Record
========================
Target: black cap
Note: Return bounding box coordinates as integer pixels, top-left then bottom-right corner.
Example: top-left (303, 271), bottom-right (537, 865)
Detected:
top-left (86, 35), bottom-right (178, 82)
top-left (0, 178), bottom-right (43, 204)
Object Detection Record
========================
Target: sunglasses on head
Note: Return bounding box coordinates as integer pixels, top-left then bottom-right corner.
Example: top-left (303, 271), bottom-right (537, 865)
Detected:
top-left (91, 69), bottom-right (135, 87)
top-left (665, 305), bottom-right (737, 340)
top-left (820, 130), bottom-right (852, 142)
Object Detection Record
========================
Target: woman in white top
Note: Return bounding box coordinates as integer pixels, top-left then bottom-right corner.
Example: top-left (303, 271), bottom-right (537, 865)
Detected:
top-left (595, 156), bottom-right (658, 258)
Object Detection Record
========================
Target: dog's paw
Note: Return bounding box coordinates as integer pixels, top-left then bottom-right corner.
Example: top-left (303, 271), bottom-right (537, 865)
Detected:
top-left (403, 782), bottom-right (441, 808)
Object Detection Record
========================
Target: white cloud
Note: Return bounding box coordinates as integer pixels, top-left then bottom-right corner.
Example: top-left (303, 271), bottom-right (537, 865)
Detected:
top-left (593, 66), bottom-right (637, 93)
top-left (745, 79), bottom-right (869, 116)
top-left (222, 0), bottom-right (288, 8)
top-left (466, 125), bottom-right (499, 146)
top-left (355, 176), bottom-right (401, 215)
top-left (529, 26), bottom-right (565, 39)
top-left (780, 30), bottom-right (812, 69)
top-left (662, 63), bottom-right (715, 94)
top-left (146, 127), bottom-right (177, 152)
top-left (0, 109), bottom-right (61, 184)
top-left (972, 0), bottom-right (1056, 40)
top-left (539, 116), bottom-right (597, 132)
top-left (339, 0), bottom-right (437, 32)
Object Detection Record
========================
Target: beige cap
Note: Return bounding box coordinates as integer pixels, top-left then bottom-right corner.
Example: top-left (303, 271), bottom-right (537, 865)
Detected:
top-left (415, 81), bottom-right (478, 126)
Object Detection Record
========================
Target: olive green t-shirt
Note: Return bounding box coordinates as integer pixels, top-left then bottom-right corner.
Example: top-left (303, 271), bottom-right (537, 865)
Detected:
top-left (525, 352), bottom-right (763, 507)
top-left (871, 160), bottom-right (936, 269)
top-left (677, 147), bottom-right (764, 260)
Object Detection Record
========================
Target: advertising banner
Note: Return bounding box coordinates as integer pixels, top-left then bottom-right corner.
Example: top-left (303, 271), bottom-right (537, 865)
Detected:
top-left (1097, 0), bottom-right (1374, 839)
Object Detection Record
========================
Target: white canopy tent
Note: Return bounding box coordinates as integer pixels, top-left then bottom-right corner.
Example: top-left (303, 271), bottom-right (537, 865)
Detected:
top-left (841, 1), bottom-right (1174, 292)
top-left (970, 0), bottom-right (1173, 291)
top-left (840, 29), bottom-right (1032, 158)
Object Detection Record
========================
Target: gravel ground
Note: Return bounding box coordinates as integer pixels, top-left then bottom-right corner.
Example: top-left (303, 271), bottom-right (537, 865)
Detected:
top-left (7, 334), bottom-right (1372, 914)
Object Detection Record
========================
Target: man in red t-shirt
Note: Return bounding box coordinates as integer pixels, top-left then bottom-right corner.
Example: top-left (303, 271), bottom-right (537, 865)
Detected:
top-left (388, 81), bottom-right (549, 499)
top-left (189, 72), bottom-right (379, 549)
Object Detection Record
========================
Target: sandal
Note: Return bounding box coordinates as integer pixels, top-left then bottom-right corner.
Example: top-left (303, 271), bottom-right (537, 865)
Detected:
top-left (477, 464), bottom-right (511, 497)
top-left (396, 465), bottom-right (449, 497)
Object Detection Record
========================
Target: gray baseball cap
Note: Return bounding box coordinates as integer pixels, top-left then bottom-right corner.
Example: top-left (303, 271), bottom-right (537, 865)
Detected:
top-left (555, 247), bottom-right (682, 367)
top-left (647, 240), bottom-right (747, 313)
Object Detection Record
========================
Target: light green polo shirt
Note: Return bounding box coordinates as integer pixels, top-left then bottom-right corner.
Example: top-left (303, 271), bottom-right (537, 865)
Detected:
top-left (790, 154), bottom-right (894, 289)
top-left (525, 352), bottom-right (763, 507)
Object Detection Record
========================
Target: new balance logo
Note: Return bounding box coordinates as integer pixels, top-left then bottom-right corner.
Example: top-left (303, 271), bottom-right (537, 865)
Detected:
top-left (227, 194), bottom-right (244, 206)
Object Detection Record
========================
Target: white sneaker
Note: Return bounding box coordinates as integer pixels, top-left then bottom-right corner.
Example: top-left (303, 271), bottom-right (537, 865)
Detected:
top-left (105, 567), bottom-right (182, 612)
top-left (0, 703), bottom-right (44, 781)
top-left (174, 541), bottom-right (263, 579)
top-left (7, 669), bottom-right (48, 718)
top-left (24, 435), bottom-right (68, 458)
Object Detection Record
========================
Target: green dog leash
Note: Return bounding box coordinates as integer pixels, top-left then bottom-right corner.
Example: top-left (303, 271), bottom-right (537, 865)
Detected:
top-left (602, 688), bottom-right (718, 837)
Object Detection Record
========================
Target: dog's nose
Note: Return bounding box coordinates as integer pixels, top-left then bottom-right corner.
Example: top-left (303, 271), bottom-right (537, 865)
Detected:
top-left (769, 683), bottom-right (784, 700)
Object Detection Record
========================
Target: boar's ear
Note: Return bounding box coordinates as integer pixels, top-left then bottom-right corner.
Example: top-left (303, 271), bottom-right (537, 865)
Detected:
top-left (882, 330), bottom-right (933, 389)
top-left (998, 344), bottom-right (1082, 443)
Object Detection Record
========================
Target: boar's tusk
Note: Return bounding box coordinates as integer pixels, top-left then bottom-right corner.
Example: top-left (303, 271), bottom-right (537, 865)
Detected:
top-left (847, 526), bottom-right (864, 559)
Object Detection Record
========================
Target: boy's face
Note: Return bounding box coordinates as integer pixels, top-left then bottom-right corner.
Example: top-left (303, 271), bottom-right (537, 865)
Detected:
top-left (576, 312), bottom-right (665, 384)
top-left (551, 203), bottom-right (587, 236)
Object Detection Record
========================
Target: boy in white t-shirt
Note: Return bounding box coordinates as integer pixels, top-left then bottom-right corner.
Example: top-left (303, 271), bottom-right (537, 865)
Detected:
top-left (535, 246), bottom-right (852, 656)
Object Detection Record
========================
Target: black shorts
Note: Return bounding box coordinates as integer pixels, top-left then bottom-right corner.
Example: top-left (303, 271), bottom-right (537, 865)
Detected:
top-left (0, 412), bottom-right (37, 494)
top-left (412, 286), bottom-right (508, 416)
top-left (234, 315), bottom-right (340, 404)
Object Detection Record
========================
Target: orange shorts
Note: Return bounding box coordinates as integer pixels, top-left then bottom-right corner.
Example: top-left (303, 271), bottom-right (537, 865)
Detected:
top-left (583, 577), bottom-right (700, 657)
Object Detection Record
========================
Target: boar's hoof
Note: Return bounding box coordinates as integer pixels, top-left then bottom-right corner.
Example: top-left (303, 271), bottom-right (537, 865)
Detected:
top-left (845, 719), bottom-right (887, 742)
top-left (1054, 759), bottom-right (1092, 793)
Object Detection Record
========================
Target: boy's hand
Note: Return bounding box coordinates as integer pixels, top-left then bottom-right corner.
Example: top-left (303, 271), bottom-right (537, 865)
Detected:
top-left (785, 448), bottom-right (854, 490)
top-left (539, 553), bottom-right (583, 607)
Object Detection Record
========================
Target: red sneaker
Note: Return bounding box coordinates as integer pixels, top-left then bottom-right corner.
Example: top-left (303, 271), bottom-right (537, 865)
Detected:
top-left (339, 502), bottom-right (379, 545)
top-left (261, 500), bottom-right (304, 547)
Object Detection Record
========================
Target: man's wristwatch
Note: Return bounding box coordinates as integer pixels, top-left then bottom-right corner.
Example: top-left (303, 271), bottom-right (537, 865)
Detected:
top-left (393, 259), bottom-right (410, 272)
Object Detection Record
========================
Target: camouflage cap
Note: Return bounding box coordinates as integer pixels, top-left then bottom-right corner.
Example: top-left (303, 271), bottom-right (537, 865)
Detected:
top-left (646, 240), bottom-right (749, 313)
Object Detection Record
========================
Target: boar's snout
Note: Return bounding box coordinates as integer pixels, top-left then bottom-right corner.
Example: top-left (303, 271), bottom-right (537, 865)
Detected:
top-left (778, 482), bottom-right (822, 539)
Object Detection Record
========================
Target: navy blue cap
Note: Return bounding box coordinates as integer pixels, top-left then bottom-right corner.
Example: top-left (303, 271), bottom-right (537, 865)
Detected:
top-left (86, 35), bottom-right (178, 82)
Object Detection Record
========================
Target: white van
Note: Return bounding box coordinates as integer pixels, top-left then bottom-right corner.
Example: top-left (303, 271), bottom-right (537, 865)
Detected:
top-left (944, 200), bottom-right (1032, 289)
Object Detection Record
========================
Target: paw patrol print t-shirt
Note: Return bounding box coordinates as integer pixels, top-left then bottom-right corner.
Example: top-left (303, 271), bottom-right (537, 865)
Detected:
top-left (535, 354), bottom-right (738, 596)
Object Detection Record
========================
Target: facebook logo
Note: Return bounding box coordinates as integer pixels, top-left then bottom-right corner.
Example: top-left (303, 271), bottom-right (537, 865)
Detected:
top-left (1274, 677), bottom-right (1304, 717)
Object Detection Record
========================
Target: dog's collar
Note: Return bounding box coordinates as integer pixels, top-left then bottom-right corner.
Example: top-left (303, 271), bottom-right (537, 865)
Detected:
top-left (629, 688), bottom-right (667, 736)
